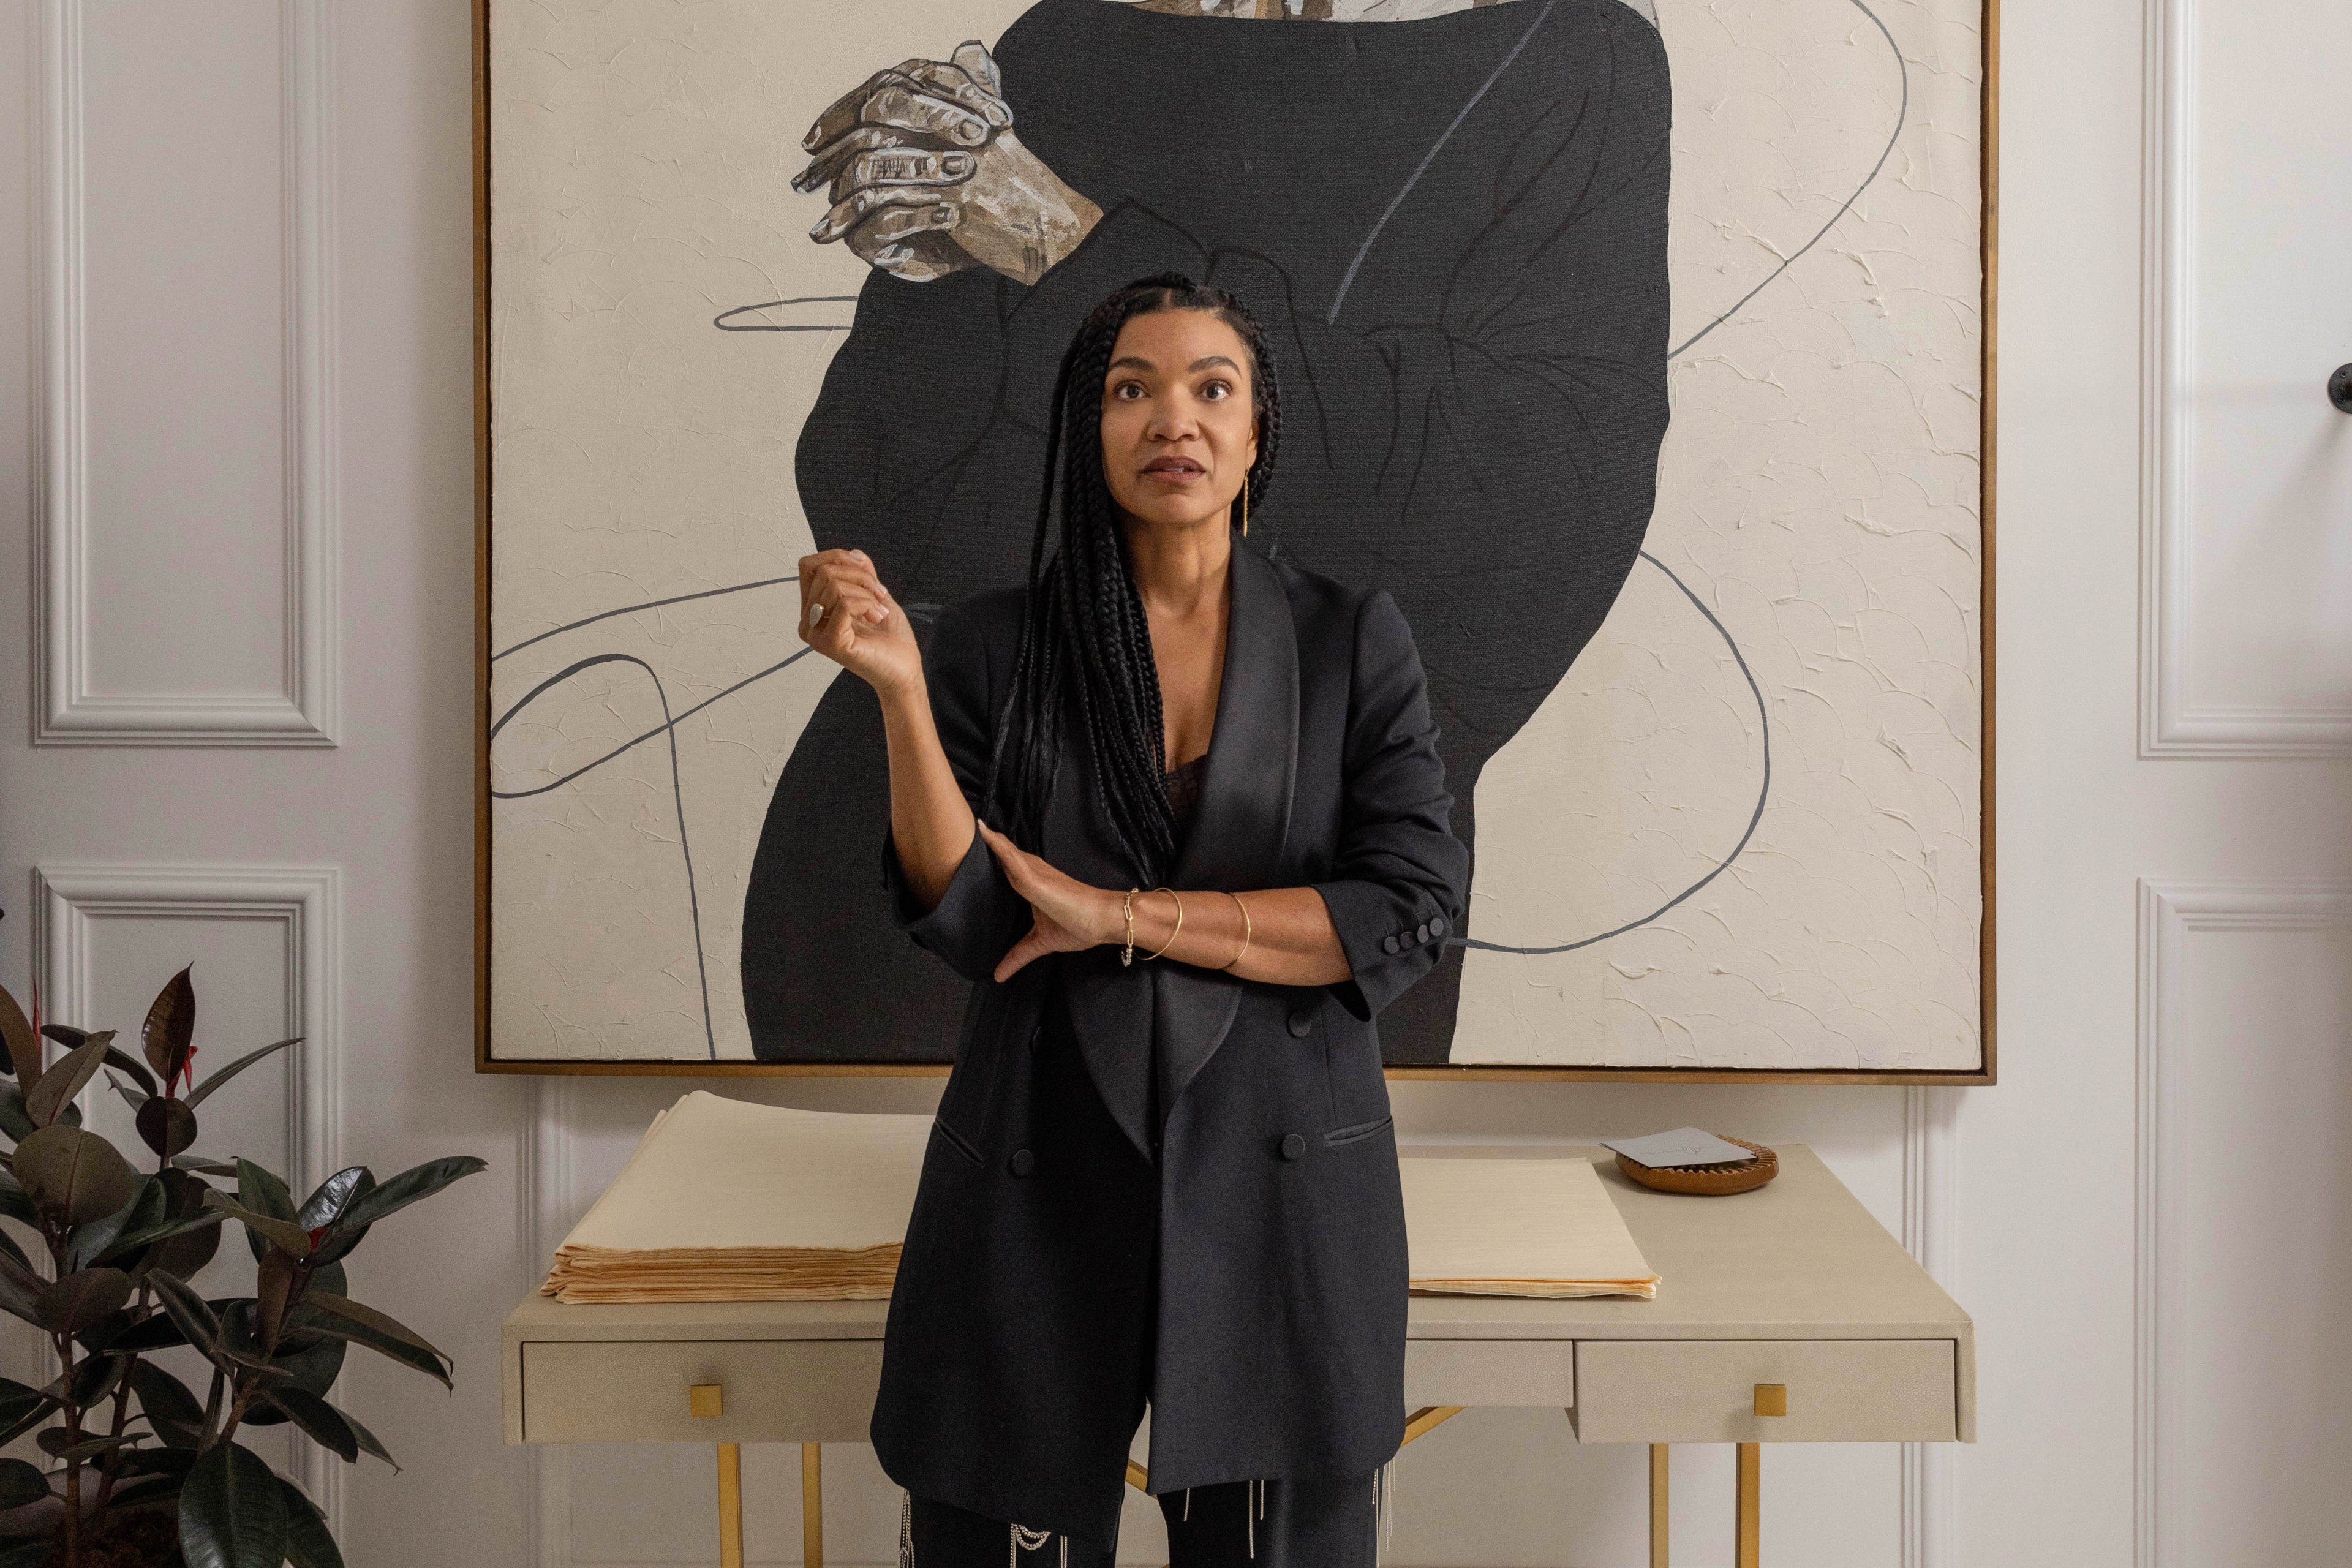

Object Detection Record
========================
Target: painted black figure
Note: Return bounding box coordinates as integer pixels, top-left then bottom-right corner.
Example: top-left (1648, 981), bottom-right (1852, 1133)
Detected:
top-left (744, 0), bottom-right (1671, 1062)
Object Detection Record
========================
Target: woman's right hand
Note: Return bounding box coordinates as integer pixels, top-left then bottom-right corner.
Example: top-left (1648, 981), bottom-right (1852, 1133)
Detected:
top-left (798, 549), bottom-right (922, 696)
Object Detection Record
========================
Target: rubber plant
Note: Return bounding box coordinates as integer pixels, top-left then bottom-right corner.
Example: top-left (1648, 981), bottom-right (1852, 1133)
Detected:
top-left (0, 967), bottom-right (486, 1568)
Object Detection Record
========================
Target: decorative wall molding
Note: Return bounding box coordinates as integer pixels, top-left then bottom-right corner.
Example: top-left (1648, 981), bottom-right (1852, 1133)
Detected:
top-left (2138, 0), bottom-right (2352, 756)
top-left (523, 1076), bottom-right (581, 1568)
top-left (1901, 1085), bottom-right (1958, 1568)
top-left (2134, 880), bottom-right (2352, 1568)
top-left (31, 0), bottom-right (341, 746)
top-left (29, 862), bottom-right (347, 1531)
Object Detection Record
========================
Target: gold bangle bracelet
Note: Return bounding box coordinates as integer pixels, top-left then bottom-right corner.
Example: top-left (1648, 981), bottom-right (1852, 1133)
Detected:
top-left (1140, 887), bottom-right (1183, 961)
top-left (1121, 886), bottom-right (1139, 967)
top-left (1219, 891), bottom-right (1253, 971)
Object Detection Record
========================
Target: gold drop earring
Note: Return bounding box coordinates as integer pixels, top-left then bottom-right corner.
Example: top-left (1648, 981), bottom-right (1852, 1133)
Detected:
top-left (1240, 480), bottom-right (1250, 537)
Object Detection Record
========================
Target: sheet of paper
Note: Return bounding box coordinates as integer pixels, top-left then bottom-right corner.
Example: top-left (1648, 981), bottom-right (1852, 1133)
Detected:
top-left (1599, 1127), bottom-right (1755, 1168)
top-left (1399, 1156), bottom-right (1659, 1299)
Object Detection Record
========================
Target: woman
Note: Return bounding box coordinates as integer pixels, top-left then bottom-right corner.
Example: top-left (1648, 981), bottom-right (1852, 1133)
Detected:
top-left (795, 275), bottom-right (1469, 1567)
top-left (743, 0), bottom-right (1670, 1066)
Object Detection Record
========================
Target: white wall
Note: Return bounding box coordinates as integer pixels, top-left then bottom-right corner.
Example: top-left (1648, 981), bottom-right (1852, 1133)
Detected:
top-left (1, 2), bottom-right (2346, 1566)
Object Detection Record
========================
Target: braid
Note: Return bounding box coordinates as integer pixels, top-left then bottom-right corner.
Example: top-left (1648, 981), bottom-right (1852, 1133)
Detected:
top-left (982, 272), bottom-right (1286, 885)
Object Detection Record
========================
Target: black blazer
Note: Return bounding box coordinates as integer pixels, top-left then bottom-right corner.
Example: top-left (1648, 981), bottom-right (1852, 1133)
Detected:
top-left (867, 537), bottom-right (1469, 1545)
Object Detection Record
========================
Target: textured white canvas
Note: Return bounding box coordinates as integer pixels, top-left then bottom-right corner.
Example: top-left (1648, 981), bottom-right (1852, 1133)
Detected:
top-left (486, 0), bottom-right (1984, 1069)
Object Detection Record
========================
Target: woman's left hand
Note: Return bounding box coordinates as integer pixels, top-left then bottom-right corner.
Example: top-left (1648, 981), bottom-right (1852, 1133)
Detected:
top-left (975, 821), bottom-right (1119, 982)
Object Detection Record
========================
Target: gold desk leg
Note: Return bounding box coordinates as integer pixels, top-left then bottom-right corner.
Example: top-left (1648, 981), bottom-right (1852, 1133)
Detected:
top-left (802, 1443), bottom-right (824, 1568)
top-left (1735, 1444), bottom-right (1760, 1568)
top-left (1648, 1445), bottom-right (1668, 1568)
top-left (717, 1443), bottom-right (745, 1568)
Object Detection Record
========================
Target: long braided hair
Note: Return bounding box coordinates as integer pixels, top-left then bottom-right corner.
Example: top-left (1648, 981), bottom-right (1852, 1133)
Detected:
top-left (982, 273), bottom-right (1285, 885)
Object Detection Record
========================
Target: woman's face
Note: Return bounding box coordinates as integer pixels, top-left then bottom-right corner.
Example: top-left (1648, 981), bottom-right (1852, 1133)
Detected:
top-left (1099, 308), bottom-right (1259, 538)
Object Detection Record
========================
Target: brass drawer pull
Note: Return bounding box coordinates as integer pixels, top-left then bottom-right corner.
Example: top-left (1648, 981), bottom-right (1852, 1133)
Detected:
top-left (1753, 1384), bottom-right (1787, 1418)
top-left (690, 1384), bottom-right (724, 1418)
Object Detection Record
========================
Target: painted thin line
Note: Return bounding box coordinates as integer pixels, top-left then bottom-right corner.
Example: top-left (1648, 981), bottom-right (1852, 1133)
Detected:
top-left (1454, 550), bottom-right (1770, 956)
top-left (1325, 0), bottom-right (1558, 326)
top-left (714, 294), bottom-right (862, 331)
top-left (489, 651), bottom-right (721, 1058)
top-left (1667, 0), bottom-right (1907, 359)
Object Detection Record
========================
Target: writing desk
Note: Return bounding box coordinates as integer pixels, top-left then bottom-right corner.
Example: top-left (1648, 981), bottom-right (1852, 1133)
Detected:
top-left (502, 1144), bottom-right (1972, 1568)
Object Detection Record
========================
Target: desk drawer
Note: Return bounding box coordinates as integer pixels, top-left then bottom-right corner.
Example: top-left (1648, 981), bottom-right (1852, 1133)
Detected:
top-left (1571, 1340), bottom-right (1956, 1444)
top-left (521, 1340), bottom-right (883, 1444)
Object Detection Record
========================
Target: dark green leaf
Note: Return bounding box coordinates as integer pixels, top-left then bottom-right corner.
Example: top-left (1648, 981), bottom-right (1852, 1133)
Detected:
top-left (171, 1156), bottom-right (242, 1177)
top-left (116, 1442), bottom-right (200, 1479)
top-left (301, 1222), bottom-right (371, 1268)
top-left (26, 1033), bottom-right (113, 1126)
top-left (281, 1303), bottom-right (450, 1389)
top-left (0, 1231), bottom-right (29, 1276)
top-left (0, 1090), bottom-right (34, 1147)
top-left (0, 1382), bottom-right (46, 1441)
top-left (102, 1310), bottom-right (189, 1354)
top-left (0, 1538), bottom-right (55, 1568)
top-left (0, 1461), bottom-right (43, 1512)
top-left (99, 1208), bottom-right (225, 1264)
top-left (128, 1361), bottom-right (205, 1449)
top-left (331, 1402), bottom-right (396, 1469)
top-left (298, 1292), bottom-right (443, 1363)
top-left (278, 1477), bottom-right (343, 1568)
top-left (137, 1097), bottom-right (199, 1160)
top-left (257, 1389), bottom-right (355, 1462)
top-left (65, 1349), bottom-right (126, 1408)
top-left (145, 1270), bottom-right (221, 1356)
top-left (0, 986), bottom-right (40, 1097)
top-left (242, 1336), bottom-right (344, 1422)
top-left (72, 1172), bottom-right (164, 1270)
top-left (186, 1037), bottom-right (300, 1110)
top-left (151, 1169), bottom-right (223, 1279)
top-left (35, 1267), bottom-right (132, 1333)
top-left (99, 1046), bottom-right (157, 1099)
top-left (294, 1167), bottom-right (369, 1232)
top-left (107, 1068), bottom-right (151, 1112)
top-left (140, 967), bottom-right (195, 1090)
top-left (0, 1183), bottom-right (34, 1231)
top-left (13, 1125), bottom-right (136, 1224)
top-left (200, 1193), bottom-right (311, 1259)
top-left (178, 1440), bottom-right (287, 1568)
top-left (233, 1161), bottom-right (296, 1265)
top-left (0, 1250), bottom-right (48, 1331)
top-left (38, 1427), bottom-right (142, 1460)
top-left (332, 1156), bottom-right (487, 1232)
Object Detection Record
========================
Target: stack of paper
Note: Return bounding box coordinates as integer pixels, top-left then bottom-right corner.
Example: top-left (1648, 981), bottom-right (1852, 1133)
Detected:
top-left (1400, 1156), bottom-right (1660, 1299)
top-left (537, 1091), bottom-right (932, 1303)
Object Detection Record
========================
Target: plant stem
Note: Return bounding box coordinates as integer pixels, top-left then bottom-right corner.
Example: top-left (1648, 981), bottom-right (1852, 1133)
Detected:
top-left (56, 1329), bottom-right (80, 1565)
top-left (89, 1350), bottom-right (140, 1513)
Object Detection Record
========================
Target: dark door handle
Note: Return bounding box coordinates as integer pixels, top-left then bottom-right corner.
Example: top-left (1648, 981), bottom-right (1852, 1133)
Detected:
top-left (2332, 364), bottom-right (2352, 413)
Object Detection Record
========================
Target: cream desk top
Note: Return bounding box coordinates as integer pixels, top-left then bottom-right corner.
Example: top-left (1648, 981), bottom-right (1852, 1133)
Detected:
top-left (503, 1143), bottom-right (1972, 1445)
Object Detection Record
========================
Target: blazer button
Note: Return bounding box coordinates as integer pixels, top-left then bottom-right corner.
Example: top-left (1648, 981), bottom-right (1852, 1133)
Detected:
top-left (1286, 1007), bottom-right (1313, 1038)
top-left (1280, 1133), bottom-right (1307, 1161)
top-left (1415, 922), bottom-right (1431, 944)
top-left (1431, 914), bottom-right (1449, 937)
top-left (1009, 1148), bottom-right (1035, 1177)
top-left (1382, 934), bottom-right (1401, 955)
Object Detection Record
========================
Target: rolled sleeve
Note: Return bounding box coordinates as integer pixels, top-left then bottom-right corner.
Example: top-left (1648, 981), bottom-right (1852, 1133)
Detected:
top-left (1308, 589), bottom-right (1472, 1022)
top-left (871, 600), bottom-right (1030, 983)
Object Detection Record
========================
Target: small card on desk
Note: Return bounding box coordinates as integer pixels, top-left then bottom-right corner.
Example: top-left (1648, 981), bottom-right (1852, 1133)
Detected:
top-left (1600, 1127), bottom-right (1756, 1168)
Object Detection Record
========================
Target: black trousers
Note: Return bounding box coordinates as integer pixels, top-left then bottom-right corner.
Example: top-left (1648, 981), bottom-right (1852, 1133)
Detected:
top-left (907, 1469), bottom-right (1383, 1568)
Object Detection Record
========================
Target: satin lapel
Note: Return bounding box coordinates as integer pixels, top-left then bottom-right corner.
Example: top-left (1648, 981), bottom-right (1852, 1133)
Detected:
top-left (1153, 538), bottom-right (1301, 1122)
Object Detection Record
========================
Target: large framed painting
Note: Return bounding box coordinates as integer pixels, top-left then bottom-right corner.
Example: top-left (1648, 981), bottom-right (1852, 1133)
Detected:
top-left (475, 0), bottom-right (1997, 1081)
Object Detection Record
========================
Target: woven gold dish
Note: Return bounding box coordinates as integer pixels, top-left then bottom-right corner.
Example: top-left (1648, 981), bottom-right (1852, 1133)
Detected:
top-left (1613, 1135), bottom-right (1779, 1196)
